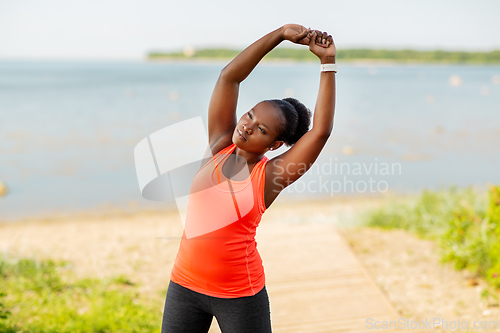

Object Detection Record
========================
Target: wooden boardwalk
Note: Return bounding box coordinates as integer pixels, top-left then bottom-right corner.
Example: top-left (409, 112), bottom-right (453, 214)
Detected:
top-left (210, 220), bottom-right (418, 332)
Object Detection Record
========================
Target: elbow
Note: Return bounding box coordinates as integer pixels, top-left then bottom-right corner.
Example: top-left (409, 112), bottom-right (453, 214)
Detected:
top-left (219, 67), bottom-right (238, 84)
top-left (219, 67), bottom-right (228, 82)
top-left (219, 64), bottom-right (242, 83)
top-left (220, 66), bottom-right (230, 79)
top-left (219, 67), bottom-right (234, 82)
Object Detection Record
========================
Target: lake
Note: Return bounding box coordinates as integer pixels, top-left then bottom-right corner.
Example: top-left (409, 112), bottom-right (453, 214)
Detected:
top-left (1, 60), bottom-right (499, 221)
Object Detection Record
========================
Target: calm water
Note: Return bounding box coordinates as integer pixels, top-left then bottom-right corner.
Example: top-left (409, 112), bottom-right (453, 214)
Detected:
top-left (1, 60), bottom-right (499, 221)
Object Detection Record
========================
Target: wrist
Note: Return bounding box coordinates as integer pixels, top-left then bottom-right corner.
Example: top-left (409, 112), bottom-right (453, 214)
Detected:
top-left (278, 25), bottom-right (287, 42)
top-left (320, 56), bottom-right (336, 64)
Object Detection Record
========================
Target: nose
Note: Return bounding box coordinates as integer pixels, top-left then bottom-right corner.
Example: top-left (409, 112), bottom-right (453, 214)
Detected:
top-left (243, 124), bottom-right (252, 134)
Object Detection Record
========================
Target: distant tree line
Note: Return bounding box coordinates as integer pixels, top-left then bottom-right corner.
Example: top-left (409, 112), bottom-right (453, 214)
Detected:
top-left (148, 48), bottom-right (500, 64)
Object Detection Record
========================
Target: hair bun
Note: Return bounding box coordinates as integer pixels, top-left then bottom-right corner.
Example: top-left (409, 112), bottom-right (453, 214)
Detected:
top-left (282, 97), bottom-right (312, 146)
top-left (264, 98), bottom-right (311, 147)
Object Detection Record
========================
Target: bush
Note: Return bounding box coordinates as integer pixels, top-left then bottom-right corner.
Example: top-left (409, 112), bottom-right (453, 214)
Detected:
top-left (364, 186), bottom-right (487, 240)
top-left (0, 291), bottom-right (16, 333)
top-left (485, 185), bottom-right (500, 289)
top-left (438, 198), bottom-right (494, 276)
top-left (0, 256), bottom-right (162, 333)
top-left (362, 185), bottom-right (500, 290)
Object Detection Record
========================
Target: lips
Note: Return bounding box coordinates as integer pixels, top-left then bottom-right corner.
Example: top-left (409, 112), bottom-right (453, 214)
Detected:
top-left (237, 129), bottom-right (247, 141)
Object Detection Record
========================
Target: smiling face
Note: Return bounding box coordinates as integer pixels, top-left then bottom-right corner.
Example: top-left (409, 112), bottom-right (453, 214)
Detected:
top-left (232, 101), bottom-right (284, 154)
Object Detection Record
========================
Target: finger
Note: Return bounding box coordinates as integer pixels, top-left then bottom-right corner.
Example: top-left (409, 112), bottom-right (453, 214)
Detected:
top-left (322, 32), bottom-right (328, 45)
top-left (327, 35), bottom-right (334, 47)
top-left (316, 31), bottom-right (323, 46)
top-left (298, 36), bottom-right (310, 46)
top-left (309, 31), bottom-right (317, 48)
top-left (316, 31), bottom-right (323, 44)
top-left (307, 29), bottom-right (314, 39)
top-left (295, 29), bottom-right (310, 45)
top-left (313, 31), bottom-right (319, 43)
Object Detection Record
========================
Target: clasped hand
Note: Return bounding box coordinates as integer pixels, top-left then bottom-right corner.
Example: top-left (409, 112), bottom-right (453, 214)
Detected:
top-left (282, 24), bottom-right (336, 62)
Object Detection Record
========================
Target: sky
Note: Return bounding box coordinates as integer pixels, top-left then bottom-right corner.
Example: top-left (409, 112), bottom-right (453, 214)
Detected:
top-left (1, 0), bottom-right (499, 61)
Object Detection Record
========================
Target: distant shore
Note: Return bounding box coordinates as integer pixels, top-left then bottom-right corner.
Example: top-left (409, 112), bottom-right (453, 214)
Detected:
top-left (147, 47), bottom-right (500, 65)
top-left (145, 57), bottom-right (500, 67)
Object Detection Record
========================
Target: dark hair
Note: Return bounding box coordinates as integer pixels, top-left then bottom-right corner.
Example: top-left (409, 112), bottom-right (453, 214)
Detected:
top-left (266, 97), bottom-right (312, 147)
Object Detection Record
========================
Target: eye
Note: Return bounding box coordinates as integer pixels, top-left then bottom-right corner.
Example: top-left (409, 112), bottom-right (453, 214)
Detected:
top-left (247, 111), bottom-right (265, 133)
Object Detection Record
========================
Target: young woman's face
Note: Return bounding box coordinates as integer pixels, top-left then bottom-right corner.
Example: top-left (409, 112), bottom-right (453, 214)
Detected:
top-left (232, 101), bottom-right (283, 153)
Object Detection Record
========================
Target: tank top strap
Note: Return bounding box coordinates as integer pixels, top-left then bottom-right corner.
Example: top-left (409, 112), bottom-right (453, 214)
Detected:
top-left (252, 155), bottom-right (269, 214)
top-left (213, 143), bottom-right (237, 184)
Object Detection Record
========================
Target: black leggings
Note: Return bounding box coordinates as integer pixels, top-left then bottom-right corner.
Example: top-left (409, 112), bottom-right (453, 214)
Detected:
top-left (161, 281), bottom-right (272, 333)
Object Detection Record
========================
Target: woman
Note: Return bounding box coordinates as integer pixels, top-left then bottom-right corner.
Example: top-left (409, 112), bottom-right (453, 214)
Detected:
top-left (162, 24), bottom-right (336, 333)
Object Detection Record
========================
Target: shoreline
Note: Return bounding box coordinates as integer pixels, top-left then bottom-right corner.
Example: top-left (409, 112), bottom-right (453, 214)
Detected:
top-left (0, 190), bottom-right (415, 226)
top-left (1, 184), bottom-right (490, 225)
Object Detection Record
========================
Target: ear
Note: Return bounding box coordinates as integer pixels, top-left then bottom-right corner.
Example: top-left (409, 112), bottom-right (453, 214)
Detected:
top-left (269, 141), bottom-right (284, 151)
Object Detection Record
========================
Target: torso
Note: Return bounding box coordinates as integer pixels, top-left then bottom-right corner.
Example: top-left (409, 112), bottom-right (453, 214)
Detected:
top-left (210, 136), bottom-right (282, 211)
top-left (170, 140), bottom-right (268, 297)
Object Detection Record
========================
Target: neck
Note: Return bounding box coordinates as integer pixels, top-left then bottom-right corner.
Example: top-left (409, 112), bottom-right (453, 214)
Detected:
top-left (233, 146), bottom-right (265, 165)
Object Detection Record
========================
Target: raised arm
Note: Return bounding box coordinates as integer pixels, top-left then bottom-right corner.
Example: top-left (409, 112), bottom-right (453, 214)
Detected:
top-left (266, 30), bottom-right (336, 197)
top-left (207, 25), bottom-right (311, 154)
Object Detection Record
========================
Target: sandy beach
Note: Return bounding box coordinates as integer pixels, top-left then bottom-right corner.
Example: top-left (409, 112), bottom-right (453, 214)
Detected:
top-left (1, 195), bottom-right (499, 332)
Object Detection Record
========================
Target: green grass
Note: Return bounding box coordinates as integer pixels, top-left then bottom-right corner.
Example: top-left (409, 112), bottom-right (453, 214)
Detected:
top-left (359, 184), bottom-right (500, 291)
top-left (0, 256), bottom-right (162, 333)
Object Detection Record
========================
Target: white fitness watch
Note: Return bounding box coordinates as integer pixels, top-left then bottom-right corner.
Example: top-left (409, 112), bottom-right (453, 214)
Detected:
top-left (320, 63), bottom-right (337, 73)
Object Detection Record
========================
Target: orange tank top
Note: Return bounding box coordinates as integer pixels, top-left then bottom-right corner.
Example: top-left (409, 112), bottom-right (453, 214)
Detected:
top-left (170, 143), bottom-right (269, 298)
